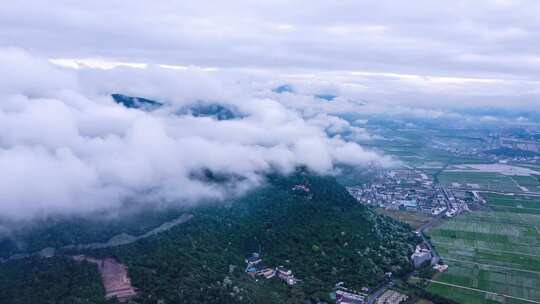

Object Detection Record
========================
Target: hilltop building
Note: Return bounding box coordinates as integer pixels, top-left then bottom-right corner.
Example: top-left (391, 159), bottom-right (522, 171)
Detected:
top-left (244, 254), bottom-right (299, 285)
top-left (277, 266), bottom-right (300, 285)
top-left (245, 253), bottom-right (262, 266)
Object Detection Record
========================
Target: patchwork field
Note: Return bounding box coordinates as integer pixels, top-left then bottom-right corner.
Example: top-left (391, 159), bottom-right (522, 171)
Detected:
top-left (438, 164), bottom-right (540, 194)
top-left (482, 193), bottom-right (540, 215)
top-left (427, 207), bottom-right (540, 304)
top-left (437, 171), bottom-right (523, 193)
top-left (512, 176), bottom-right (540, 193)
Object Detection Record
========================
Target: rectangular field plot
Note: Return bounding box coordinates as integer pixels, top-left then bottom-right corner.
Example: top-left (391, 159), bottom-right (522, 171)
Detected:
top-left (437, 172), bottom-right (522, 192)
top-left (513, 176), bottom-right (540, 192)
top-left (427, 210), bottom-right (540, 303)
top-left (458, 211), bottom-right (540, 227)
top-left (483, 193), bottom-right (540, 214)
top-left (428, 273), bottom-right (538, 304)
top-left (484, 193), bottom-right (540, 209)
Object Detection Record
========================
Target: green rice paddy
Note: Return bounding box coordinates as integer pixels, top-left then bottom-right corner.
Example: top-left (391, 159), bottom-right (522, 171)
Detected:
top-left (427, 197), bottom-right (540, 303)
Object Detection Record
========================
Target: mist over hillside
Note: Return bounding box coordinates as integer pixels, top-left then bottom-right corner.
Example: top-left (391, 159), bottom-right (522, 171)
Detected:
top-left (2, 2), bottom-right (540, 303)
top-left (0, 49), bottom-right (397, 227)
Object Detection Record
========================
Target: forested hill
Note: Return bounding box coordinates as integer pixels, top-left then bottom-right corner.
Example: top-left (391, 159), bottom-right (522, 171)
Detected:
top-left (0, 172), bottom-right (418, 303)
top-left (90, 172), bottom-right (418, 303)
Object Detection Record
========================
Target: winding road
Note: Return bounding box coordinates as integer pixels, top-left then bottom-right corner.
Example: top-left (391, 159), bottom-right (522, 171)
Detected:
top-left (1, 213), bottom-right (193, 263)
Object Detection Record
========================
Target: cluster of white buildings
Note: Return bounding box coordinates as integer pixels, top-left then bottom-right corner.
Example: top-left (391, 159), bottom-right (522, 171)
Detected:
top-left (410, 243), bottom-right (433, 268)
top-left (244, 253), bottom-right (300, 286)
top-left (347, 170), bottom-right (450, 214)
top-left (334, 283), bottom-right (368, 304)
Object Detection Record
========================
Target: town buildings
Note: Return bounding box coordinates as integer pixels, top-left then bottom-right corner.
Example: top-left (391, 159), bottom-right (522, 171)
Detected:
top-left (346, 169), bottom-right (449, 214)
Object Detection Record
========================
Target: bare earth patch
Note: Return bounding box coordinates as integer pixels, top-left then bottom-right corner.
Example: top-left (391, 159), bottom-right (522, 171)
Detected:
top-left (74, 255), bottom-right (137, 302)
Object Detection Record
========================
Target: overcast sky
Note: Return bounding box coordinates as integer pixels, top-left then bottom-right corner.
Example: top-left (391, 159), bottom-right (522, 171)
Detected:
top-left (2, 1), bottom-right (540, 78)
top-left (2, 1), bottom-right (540, 111)
top-left (1, 1), bottom-right (540, 224)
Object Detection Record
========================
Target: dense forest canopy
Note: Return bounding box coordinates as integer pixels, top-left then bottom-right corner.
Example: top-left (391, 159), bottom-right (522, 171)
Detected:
top-left (0, 172), bottom-right (418, 303)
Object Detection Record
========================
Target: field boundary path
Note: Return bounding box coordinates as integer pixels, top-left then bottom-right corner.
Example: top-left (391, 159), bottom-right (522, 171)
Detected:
top-left (427, 279), bottom-right (540, 304)
top-left (442, 257), bottom-right (540, 275)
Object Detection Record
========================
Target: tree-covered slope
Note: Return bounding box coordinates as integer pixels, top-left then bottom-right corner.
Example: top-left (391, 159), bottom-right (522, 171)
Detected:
top-left (0, 172), bottom-right (417, 304)
top-left (0, 257), bottom-right (107, 304)
top-left (89, 173), bottom-right (417, 303)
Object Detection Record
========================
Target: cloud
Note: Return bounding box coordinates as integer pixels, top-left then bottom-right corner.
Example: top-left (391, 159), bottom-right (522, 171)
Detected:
top-left (0, 49), bottom-right (392, 222)
top-left (2, 2), bottom-right (540, 115)
top-left (2, 0), bottom-right (540, 222)
top-left (2, 1), bottom-right (540, 79)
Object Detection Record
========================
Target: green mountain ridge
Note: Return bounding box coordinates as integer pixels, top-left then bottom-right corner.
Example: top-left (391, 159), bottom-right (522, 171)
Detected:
top-left (0, 172), bottom-right (418, 304)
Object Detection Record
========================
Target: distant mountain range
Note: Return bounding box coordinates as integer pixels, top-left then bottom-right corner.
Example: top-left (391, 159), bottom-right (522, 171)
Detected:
top-left (111, 93), bottom-right (163, 111)
top-left (273, 85), bottom-right (337, 101)
top-left (111, 93), bottom-right (239, 120)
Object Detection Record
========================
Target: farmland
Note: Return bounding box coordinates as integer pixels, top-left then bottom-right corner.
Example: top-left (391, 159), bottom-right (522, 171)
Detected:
top-left (436, 163), bottom-right (540, 194)
top-left (375, 208), bottom-right (433, 230)
top-left (482, 193), bottom-right (540, 214)
top-left (512, 175), bottom-right (540, 192)
top-left (437, 171), bottom-right (523, 193)
top-left (427, 202), bottom-right (540, 304)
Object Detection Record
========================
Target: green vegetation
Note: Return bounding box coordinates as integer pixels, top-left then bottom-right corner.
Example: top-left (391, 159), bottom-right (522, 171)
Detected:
top-left (513, 175), bottom-right (540, 192)
top-left (426, 282), bottom-right (532, 304)
top-left (427, 203), bottom-right (540, 303)
top-left (358, 121), bottom-right (492, 169)
top-left (0, 207), bottom-right (188, 258)
top-left (0, 173), bottom-right (418, 303)
top-left (0, 257), bottom-right (108, 304)
top-left (352, 120), bottom-right (540, 303)
top-left (375, 209), bottom-right (433, 230)
top-left (437, 172), bottom-right (522, 192)
top-left (482, 193), bottom-right (540, 213)
top-left (486, 147), bottom-right (540, 158)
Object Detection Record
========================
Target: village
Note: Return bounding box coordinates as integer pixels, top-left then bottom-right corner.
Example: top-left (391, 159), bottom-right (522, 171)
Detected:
top-left (346, 169), bottom-right (482, 219)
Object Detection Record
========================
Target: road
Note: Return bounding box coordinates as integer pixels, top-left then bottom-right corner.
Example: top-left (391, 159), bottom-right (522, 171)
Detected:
top-left (427, 279), bottom-right (540, 304)
top-left (1, 213), bottom-right (193, 263)
top-left (366, 282), bottom-right (391, 304)
top-left (452, 187), bottom-right (540, 197)
top-left (415, 215), bottom-right (442, 265)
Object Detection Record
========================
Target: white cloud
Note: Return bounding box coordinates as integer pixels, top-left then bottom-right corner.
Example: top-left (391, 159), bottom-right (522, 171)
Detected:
top-left (2, 0), bottom-right (540, 222)
top-left (0, 49), bottom-right (392, 222)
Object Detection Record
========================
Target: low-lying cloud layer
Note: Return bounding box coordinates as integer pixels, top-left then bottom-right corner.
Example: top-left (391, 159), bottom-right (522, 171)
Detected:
top-left (0, 49), bottom-right (393, 222)
top-left (2, 2), bottom-right (540, 225)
